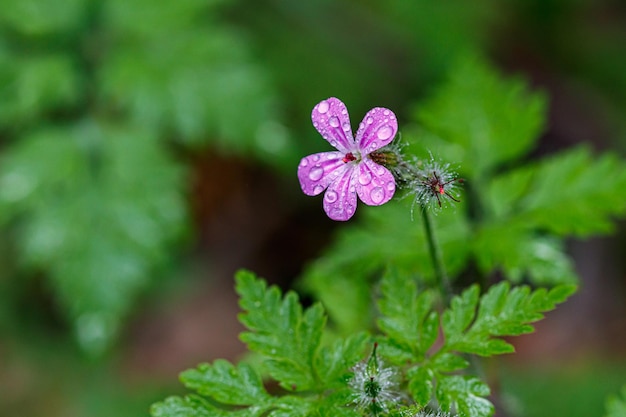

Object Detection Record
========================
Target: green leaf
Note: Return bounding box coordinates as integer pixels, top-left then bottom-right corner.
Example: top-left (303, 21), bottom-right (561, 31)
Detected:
top-left (315, 332), bottom-right (369, 388)
top-left (407, 366), bottom-right (434, 407)
top-left (180, 360), bottom-right (270, 406)
top-left (413, 54), bottom-right (547, 179)
top-left (443, 282), bottom-right (576, 356)
top-left (0, 0), bottom-right (87, 35)
top-left (436, 375), bottom-right (494, 417)
top-left (441, 285), bottom-right (480, 345)
top-left (0, 52), bottom-right (82, 129)
top-left (99, 26), bottom-right (280, 153)
top-left (236, 270), bottom-right (325, 391)
top-left (300, 200), bottom-right (471, 335)
top-left (605, 385), bottom-right (626, 417)
top-left (0, 122), bottom-right (187, 353)
top-left (488, 146), bottom-right (626, 237)
top-left (377, 268), bottom-right (438, 358)
top-left (473, 228), bottom-right (578, 285)
top-left (151, 395), bottom-right (253, 417)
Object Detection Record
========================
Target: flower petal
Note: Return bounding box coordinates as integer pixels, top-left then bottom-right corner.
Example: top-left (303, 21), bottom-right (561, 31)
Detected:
top-left (355, 107), bottom-right (397, 154)
top-left (312, 97), bottom-right (356, 154)
top-left (356, 158), bottom-right (396, 206)
top-left (323, 165), bottom-right (358, 221)
top-left (297, 151), bottom-right (347, 196)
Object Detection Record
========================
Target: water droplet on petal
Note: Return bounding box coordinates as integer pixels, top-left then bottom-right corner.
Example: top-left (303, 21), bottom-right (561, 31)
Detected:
top-left (312, 154), bottom-right (320, 161)
top-left (300, 159), bottom-right (308, 167)
top-left (313, 184), bottom-right (324, 194)
top-left (329, 116), bottom-right (340, 127)
top-left (370, 141), bottom-right (377, 149)
top-left (317, 101), bottom-right (329, 113)
top-left (342, 122), bottom-right (351, 132)
top-left (358, 171), bottom-right (372, 185)
top-left (383, 109), bottom-right (390, 116)
top-left (330, 140), bottom-right (337, 147)
top-left (366, 116), bottom-right (374, 124)
top-left (370, 187), bottom-right (385, 204)
top-left (387, 182), bottom-right (395, 191)
top-left (309, 166), bottom-right (324, 181)
top-left (325, 190), bottom-right (338, 203)
top-left (377, 126), bottom-right (393, 140)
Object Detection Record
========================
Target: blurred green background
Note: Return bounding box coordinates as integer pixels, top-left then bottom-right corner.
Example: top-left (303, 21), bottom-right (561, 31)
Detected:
top-left (1, 0), bottom-right (625, 416)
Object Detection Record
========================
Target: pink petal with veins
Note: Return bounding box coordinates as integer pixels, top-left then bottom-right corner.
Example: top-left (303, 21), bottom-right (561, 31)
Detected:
top-left (356, 158), bottom-right (396, 206)
top-left (355, 107), bottom-right (397, 155)
top-left (323, 165), bottom-right (358, 221)
top-left (297, 151), bottom-right (347, 196)
top-left (311, 98), bottom-right (356, 154)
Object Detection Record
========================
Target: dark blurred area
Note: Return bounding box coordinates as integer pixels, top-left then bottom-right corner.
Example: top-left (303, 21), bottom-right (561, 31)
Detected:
top-left (1, 0), bottom-right (625, 416)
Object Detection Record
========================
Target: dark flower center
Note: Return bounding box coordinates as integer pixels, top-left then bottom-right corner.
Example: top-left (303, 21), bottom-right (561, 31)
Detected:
top-left (342, 152), bottom-right (357, 163)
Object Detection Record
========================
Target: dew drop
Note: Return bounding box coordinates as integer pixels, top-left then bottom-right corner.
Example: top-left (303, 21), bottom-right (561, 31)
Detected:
top-left (325, 190), bottom-right (338, 203)
top-left (387, 182), bottom-right (395, 191)
top-left (313, 184), bottom-right (324, 194)
top-left (370, 141), bottom-right (377, 149)
top-left (329, 116), bottom-right (340, 128)
top-left (317, 101), bottom-right (329, 113)
top-left (342, 122), bottom-right (351, 132)
top-left (358, 171), bottom-right (372, 186)
top-left (366, 116), bottom-right (374, 125)
top-left (370, 187), bottom-right (385, 204)
top-left (330, 140), bottom-right (337, 147)
top-left (376, 125), bottom-right (393, 140)
top-left (309, 166), bottom-right (324, 181)
top-left (312, 154), bottom-right (320, 161)
top-left (300, 159), bottom-right (308, 167)
top-left (383, 109), bottom-right (390, 116)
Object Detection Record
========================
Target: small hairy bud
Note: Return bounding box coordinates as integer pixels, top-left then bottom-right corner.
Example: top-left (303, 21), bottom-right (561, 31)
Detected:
top-left (349, 343), bottom-right (402, 415)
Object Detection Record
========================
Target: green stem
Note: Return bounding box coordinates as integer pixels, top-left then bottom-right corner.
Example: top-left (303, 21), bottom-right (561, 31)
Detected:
top-left (420, 205), bottom-right (452, 303)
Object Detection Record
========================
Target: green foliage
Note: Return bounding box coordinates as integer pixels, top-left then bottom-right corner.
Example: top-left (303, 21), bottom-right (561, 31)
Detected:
top-left (0, 122), bottom-right (186, 353)
top-left (153, 268), bottom-right (574, 417)
top-left (376, 269), bottom-right (574, 416)
top-left (300, 56), bottom-right (626, 335)
top-left (151, 270), bottom-right (368, 417)
top-left (606, 386), bottom-right (626, 417)
top-left (0, 0), bottom-right (295, 353)
top-left (415, 55), bottom-right (547, 180)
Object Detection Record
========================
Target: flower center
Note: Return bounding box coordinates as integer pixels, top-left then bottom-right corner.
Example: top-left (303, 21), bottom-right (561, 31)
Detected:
top-left (342, 152), bottom-right (357, 163)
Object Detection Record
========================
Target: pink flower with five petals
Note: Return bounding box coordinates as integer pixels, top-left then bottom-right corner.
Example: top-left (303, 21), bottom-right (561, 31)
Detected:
top-left (297, 97), bottom-right (397, 221)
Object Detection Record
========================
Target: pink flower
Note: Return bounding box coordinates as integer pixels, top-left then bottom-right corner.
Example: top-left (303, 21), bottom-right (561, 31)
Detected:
top-left (297, 97), bottom-right (398, 221)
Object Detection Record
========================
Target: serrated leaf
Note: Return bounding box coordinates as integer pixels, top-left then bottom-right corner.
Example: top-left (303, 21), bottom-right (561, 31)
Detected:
top-left (429, 353), bottom-right (470, 372)
top-left (236, 270), bottom-right (325, 391)
top-left (150, 395), bottom-right (257, 417)
top-left (489, 146), bottom-right (626, 237)
top-left (315, 332), bottom-right (369, 387)
top-left (443, 282), bottom-right (576, 356)
top-left (437, 375), bottom-right (494, 417)
top-left (181, 360), bottom-right (270, 406)
top-left (414, 54), bottom-right (547, 179)
top-left (0, 122), bottom-right (186, 353)
top-left (377, 268), bottom-right (438, 358)
top-left (473, 229), bottom-right (578, 285)
top-left (441, 285), bottom-right (480, 344)
top-left (407, 366), bottom-right (434, 406)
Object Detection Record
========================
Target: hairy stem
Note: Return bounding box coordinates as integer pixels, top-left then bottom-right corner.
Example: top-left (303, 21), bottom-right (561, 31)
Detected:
top-left (420, 205), bottom-right (452, 303)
